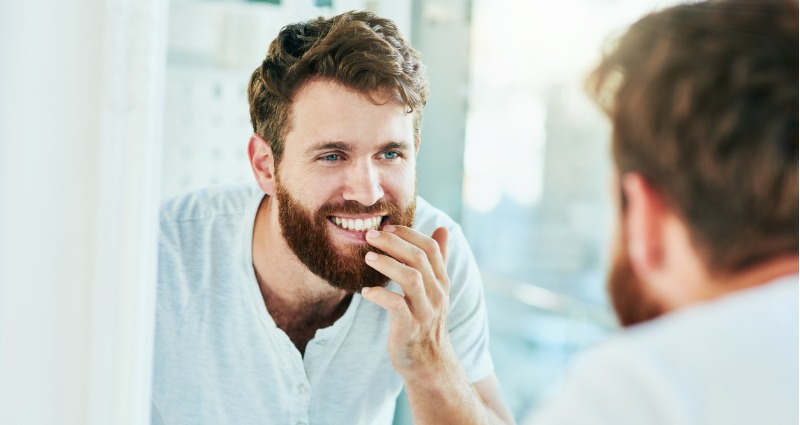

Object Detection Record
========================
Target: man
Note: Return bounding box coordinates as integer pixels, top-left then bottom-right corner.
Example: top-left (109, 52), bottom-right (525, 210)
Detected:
top-left (152, 11), bottom-right (513, 425)
top-left (524, 0), bottom-right (798, 424)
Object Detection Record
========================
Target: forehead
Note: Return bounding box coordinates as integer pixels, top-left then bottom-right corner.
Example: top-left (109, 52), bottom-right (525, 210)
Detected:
top-left (283, 79), bottom-right (415, 153)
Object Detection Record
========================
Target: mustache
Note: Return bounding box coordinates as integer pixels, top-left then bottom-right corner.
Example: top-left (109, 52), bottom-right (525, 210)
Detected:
top-left (316, 199), bottom-right (404, 216)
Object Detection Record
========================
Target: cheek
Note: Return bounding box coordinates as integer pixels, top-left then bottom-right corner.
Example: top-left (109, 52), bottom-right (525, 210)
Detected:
top-left (278, 166), bottom-right (331, 207)
top-left (382, 167), bottom-right (416, 200)
top-left (302, 182), bottom-right (340, 208)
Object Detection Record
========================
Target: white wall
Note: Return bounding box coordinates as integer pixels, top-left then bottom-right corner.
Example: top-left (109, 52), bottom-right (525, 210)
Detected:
top-left (0, 0), bottom-right (167, 424)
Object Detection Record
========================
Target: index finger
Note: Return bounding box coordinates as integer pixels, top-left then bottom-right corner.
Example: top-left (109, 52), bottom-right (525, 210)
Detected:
top-left (381, 225), bottom-right (449, 282)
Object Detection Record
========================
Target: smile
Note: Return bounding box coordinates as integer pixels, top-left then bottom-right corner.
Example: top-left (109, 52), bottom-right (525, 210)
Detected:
top-left (329, 215), bottom-right (384, 232)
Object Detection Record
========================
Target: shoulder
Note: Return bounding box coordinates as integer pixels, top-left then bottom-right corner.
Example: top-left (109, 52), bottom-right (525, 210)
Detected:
top-left (623, 275), bottom-right (798, 356)
top-left (157, 185), bottom-right (261, 298)
top-left (524, 334), bottom-right (685, 425)
top-left (160, 183), bottom-right (261, 224)
top-left (412, 196), bottom-right (461, 235)
top-left (563, 283), bottom-right (788, 391)
top-left (411, 197), bottom-right (473, 262)
top-left (531, 278), bottom-right (800, 424)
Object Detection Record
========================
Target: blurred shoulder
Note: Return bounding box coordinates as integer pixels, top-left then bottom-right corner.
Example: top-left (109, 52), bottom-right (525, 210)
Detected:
top-left (412, 196), bottom-right (461, 235)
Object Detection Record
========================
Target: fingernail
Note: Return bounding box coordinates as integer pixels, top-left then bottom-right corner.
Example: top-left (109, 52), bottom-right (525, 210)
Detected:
top-left (383, 225), bottom-right (396, 233)
top-left (361, 287), bottom-right (371, 295)
top-left (365, 251), bottom-right (378, 261)
top-left (366, 229), bottom-right (380, 239)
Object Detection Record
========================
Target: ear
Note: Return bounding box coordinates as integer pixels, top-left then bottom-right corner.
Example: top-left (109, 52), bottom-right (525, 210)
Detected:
top-left (414, 135), bottom-right (420, 158)
top-left (620, 173), bottom-right (667, 279)
top-left (248, 134), bottom-right (276, 196)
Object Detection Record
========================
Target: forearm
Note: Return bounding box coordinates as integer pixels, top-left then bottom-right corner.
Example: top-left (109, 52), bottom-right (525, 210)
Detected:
top-left (402, 351), bottom-right (511, 425)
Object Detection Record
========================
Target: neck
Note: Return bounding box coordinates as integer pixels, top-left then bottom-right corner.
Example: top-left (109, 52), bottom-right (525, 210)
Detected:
top-left (252, 194), bottom-right (352, 354)
top-left (671, 254), bottom-right (798, 310)
top-left (704, 254), bottom-right (798, 296)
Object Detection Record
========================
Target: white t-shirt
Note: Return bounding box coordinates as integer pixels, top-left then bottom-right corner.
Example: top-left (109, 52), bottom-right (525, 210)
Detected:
top-left (152, 184), bottom-right (493, 425)
top-left (524, 274), bottom-right (799, 425)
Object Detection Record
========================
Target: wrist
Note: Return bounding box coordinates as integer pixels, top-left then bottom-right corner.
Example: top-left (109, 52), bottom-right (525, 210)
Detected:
top-left (400, 344), bottom-right (465, 389)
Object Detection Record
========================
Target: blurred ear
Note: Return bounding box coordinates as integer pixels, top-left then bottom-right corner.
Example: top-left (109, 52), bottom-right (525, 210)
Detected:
top-left (620, 173), bottom-right (667, 279)
top-left (248, 134), bottom-right (276, 196)
top-left (414, 135), bottom-right (420, 158)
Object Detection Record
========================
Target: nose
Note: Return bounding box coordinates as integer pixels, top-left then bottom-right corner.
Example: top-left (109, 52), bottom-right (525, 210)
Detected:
top-left (342, 159), bottom-right (384, 206)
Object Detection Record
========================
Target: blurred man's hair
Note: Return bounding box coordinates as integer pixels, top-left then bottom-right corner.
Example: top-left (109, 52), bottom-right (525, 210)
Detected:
top-left (247, 10), bottom-right (428, 164)
top-left (588, 0), bottom-right (798, 275)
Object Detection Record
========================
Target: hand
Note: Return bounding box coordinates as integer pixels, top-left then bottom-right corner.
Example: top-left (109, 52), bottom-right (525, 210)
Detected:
top-left (362, 225), bottom-right (514, 424)
top-left (361, 225), bottom-right (455, 377)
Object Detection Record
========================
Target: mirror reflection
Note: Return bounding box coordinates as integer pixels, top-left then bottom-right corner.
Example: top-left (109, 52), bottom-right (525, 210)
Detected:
top-left (156, 0), bottom-right (799, 424)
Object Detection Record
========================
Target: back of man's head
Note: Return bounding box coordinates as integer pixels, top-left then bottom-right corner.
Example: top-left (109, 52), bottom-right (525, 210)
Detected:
top-left (588, 0), bottom-right (798, 276)
top-left (247, 11), bottom-right (428, 164)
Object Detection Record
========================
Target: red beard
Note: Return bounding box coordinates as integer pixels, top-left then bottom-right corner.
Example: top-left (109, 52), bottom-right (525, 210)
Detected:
top-left (275, 179), bottom-right (416, 293)
top-left (608, 228), bottom-right (666, 327)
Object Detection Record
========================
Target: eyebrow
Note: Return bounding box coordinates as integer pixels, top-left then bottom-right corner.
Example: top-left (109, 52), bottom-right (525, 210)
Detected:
top-left (305, 140), bottom-right (413, 155)
top-left (379, 141), bottom-right (413, 152)
top-left (305, 141), bottom-right (354, 155)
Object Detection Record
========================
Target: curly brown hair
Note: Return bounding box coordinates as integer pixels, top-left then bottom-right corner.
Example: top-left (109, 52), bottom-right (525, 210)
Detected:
top-left (247, 10), bottom-right (428, 164)
top-left (588, 0), bottom-right (798, 274)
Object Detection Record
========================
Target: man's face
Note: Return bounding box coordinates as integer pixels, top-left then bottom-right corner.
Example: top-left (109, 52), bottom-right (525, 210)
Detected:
top-left (607, 203), bottom-right (666, 327)
top-left (273, 79), bottom-right (417, 293)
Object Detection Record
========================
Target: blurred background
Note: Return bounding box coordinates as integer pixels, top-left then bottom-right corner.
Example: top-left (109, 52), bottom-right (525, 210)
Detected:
top-left (0, 0), bottom-right (681, 424)
top-left (160, 0), bottom-right (681, 422)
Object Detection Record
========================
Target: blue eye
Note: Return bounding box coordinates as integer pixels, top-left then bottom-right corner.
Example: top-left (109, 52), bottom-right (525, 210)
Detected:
top-left (322, 154), bottom-right (341, 162)
top-left (382, 151), bottom-right (400, 160)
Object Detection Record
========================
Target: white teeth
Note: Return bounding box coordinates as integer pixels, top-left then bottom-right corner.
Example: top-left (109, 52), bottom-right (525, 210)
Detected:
top-left (331, 216), bottom-right (383, 231)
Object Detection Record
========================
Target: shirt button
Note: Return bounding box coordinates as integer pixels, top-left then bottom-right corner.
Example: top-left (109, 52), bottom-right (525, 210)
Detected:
top-left (297, 383), bottom-right (310, 394)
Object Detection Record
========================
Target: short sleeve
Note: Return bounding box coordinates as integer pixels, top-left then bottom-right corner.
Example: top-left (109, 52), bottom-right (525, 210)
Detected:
top-left (444, 224), bottom-right (494, 383)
